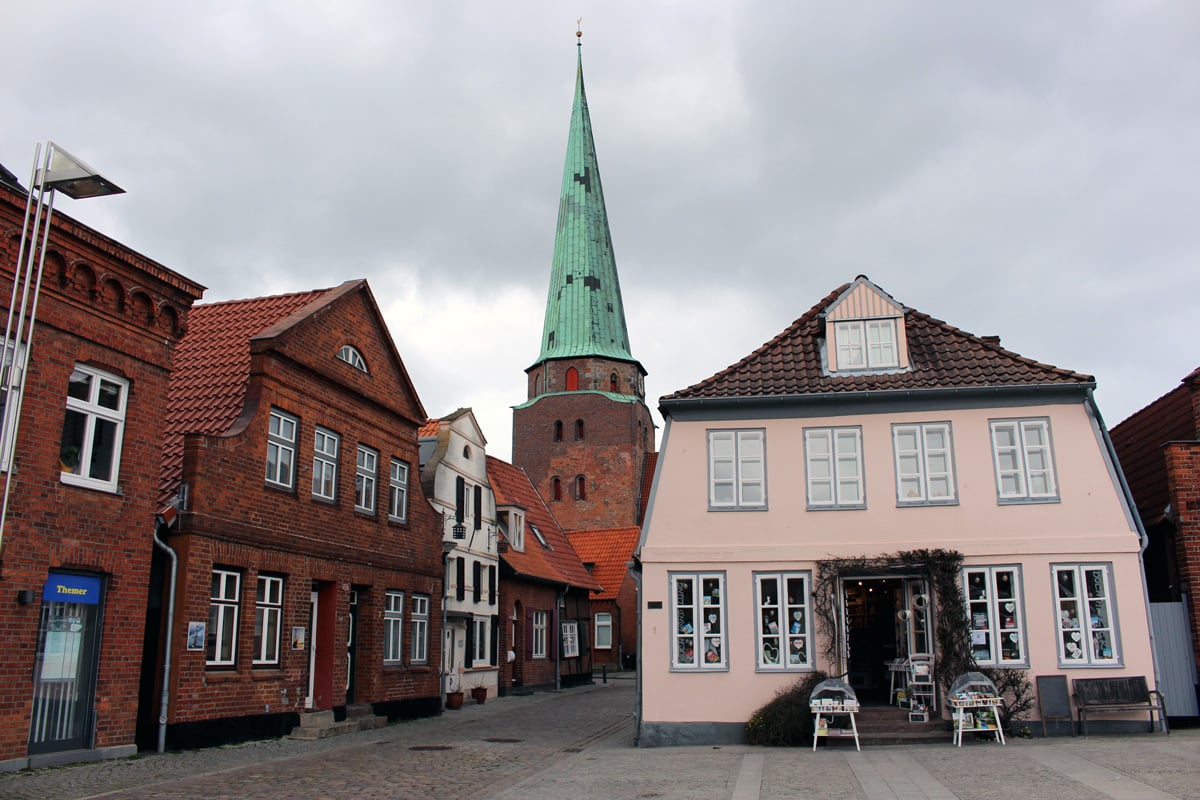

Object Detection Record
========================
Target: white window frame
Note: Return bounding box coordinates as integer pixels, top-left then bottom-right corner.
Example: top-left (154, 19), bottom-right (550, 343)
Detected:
top-left (411, 595), bottom-right (429, 664)
top-left (990, 418), bottom-right (1058, 503)
top-left (59, 364), bottom-right (128, 492)
top-left (355, 444), bottom-right (378, 514)
top-left (533, 610), bottom-right (548, 659)
top-left (594, 612), bottom-right (613, 650)
top-left (754, 572), bottom-right (813, 671)
top-left (561, 620), bottom-right (580, 658)
top-left (805, 427), bottom-right (865, 509)
top-left (893, 422), bottom-right (957, 505)
top-left (337, 344), bottom-right (368, 372)
top-left (963, 566), bottom-right (1026, 666)
top-left (707, 429), bottom-right (766, 510)
top-left (266, 408), bottom-right (297, 489)
top-left (388, 459), bottom-right (409, 522)
top-left (384, 591), bottom-right (404, 664)
top-left (834, 319), bottom-right (898, 370)
top-left (670, 573), bottom-right (727, 671)
top-left (312, 427), bottom-right (339, 500)
top-left (253, 574), bottom-right (284, 665)
top-left (473, 617), bottom-right (490, 664)
top-left (208, 568), bottom-right (241, 667)
top-left (1053, 563), bottom-right (1120, 666)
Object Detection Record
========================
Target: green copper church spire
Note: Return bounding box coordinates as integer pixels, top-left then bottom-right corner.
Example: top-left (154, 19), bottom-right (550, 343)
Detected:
top-left (534, 35), bottom-right (635, 366)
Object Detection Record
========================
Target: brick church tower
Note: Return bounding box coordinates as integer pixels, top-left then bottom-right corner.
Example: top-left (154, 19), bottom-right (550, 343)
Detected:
top-left (512, 39), bottom-right (655, 532)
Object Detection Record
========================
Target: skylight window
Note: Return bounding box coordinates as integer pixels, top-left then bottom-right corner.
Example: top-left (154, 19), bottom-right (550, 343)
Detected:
top-left (337, 345), bottom-right (368, 373)
top-left (529, 523), bottom-right (551, 550)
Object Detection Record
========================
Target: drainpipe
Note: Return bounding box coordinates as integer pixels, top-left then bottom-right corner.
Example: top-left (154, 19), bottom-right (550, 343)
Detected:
top-left (1087, 389), bottom-right (1164, 714)
top-left (152, 519), bottom-right (177, 754)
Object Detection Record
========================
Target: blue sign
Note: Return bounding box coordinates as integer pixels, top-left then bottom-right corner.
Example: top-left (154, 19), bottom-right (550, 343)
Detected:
top-left (43, 573), bottom-right (102, 605)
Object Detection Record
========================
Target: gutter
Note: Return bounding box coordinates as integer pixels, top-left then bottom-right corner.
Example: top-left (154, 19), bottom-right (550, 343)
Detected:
top-left (152, 516), bottom-right (178, 754)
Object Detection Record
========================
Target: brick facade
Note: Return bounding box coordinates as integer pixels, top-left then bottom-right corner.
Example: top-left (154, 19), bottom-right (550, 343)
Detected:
top-left (1165, 441), bottom-right (1200, 671)
top-left (152, 283), bottom-right (446, 749)
top-left (0, 183), bottom-right (203, 769)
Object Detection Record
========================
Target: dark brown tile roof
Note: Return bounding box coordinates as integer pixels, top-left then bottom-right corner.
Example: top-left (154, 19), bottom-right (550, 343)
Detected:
top-left (487, 456), bottom-right (601, 593)
top-left (663, 282), bottom-right (1093, 402)
top-left (638, 452), bottom-right (657, 525)
top-left (1111, 377), bottom-right (1199, 524)
top-left (158, 286), bottom-right (342, 507)
top-left (566, 527), bottom-right (640, 600)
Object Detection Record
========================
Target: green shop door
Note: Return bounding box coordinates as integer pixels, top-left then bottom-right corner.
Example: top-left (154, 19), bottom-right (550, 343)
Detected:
top-left (29, 573), bottom-right (104, 755)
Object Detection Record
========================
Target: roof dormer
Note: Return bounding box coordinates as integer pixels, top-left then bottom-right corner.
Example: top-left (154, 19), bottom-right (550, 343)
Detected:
top-left (822, 276), bottom-right (910, 374)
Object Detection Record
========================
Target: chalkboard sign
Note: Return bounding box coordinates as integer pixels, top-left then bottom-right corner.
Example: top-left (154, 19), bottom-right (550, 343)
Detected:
top-left (1036, 675), bottom-right (1072, 736)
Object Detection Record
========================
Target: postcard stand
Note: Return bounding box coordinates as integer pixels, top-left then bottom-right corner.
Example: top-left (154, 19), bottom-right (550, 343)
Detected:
top-left (810, 678), bottom-right (861, 751)
top-left (949, 672), bottom-right (1006, 747)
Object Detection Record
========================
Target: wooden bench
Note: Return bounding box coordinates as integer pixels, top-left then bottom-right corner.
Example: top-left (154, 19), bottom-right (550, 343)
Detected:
top-left (1072, 676), bottom-right (1168, 736)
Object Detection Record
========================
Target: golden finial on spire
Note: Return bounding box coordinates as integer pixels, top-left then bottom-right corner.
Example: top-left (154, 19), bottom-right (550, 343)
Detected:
top-left (576, 18), bottom-right (583, 40)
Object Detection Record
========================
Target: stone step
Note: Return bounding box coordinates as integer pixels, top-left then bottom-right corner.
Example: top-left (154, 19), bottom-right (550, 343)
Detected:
top-left (288, 707), bottom-right (388, 740)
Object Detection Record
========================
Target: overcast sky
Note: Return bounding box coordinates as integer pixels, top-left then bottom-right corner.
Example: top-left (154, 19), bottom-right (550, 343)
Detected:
top-left (4, 3), bottom-right (1197, 460)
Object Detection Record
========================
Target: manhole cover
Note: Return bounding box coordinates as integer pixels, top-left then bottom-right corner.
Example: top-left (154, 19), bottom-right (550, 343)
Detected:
top-left (409, 745), bottom-right (454, 751)
top-left (483, 737), bottom-right (523, 743)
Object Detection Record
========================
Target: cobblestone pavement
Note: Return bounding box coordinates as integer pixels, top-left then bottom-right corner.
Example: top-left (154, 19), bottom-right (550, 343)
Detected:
top-left (3, 677), bottom-right (1200, 800)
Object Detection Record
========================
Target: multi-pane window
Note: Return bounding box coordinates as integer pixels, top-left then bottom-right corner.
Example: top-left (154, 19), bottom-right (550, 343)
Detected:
top-left (411, 595), bottom-right (429, 664)
top-left (472, 617), bottom-right (489, 664)
top-left (964, 567), bottom-right (1026, 665)
top-left (893, 423), bottom-right (956, 504)
top-left (1053, 564), bottom-right (1119, 665)
top-left (384, 591), bottom-right (404, 664)
top-left (266, 409), bottom-right (297, 489)
top-left (805, 427), bottom-right (864, 509)
top-left (253, 575), bottom-right (284, 665)
top-left (755, 572), bottom-right (812, 670)
top-left (835, 319), bottom-right (898, 369)
top-left (312, 428), bottom-right (339, 500)
top-left (990, 419), bottom-right (1058, 502)
top-left (389, 459), bottom-right (409, 522)
top-left (336, 345), bottom-right (368, 372)
top-left (533, 610), bottom-right (548, 659)
top-left (355, 445), bottom-right (378, 514)
top-left (707, 429), bottom-right (766, 509)
top-left (671, 573), bottom-right (726, 670)
top-left (208, 569), bottom-right (241, 667)
top-left (59, 365), bottom-right (128, 492)
top-left (595, 612), bottom-right (613, 649)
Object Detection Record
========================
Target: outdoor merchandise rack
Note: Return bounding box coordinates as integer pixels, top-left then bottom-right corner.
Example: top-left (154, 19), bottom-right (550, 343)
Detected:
top-left (810, 678), bottom-right (861, 751)
top-left (949, 672), bottom-right (1005, 747)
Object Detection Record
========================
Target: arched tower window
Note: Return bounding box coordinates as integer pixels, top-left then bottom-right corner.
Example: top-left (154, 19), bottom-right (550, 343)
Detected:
top-left (551, 477), bottom-right (563, 501)
top-left (534, 374), bottom-right (543, 396)
top-left (565, 367), bottom-right (579, 391)
top-left (574, 419), bottom-right (585, 441)
top-left (554, 420), bottom-right (564, 442)
top-left (575, 475), bottom-right (587, 500)
top-left (609, 372), bottom-right (618, 392)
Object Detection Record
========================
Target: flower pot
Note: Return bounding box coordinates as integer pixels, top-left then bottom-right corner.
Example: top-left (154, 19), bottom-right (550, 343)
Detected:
top-left (445, 690), bottom-right (464, 710)
top-left (471, 686), bottom-right (488, 704)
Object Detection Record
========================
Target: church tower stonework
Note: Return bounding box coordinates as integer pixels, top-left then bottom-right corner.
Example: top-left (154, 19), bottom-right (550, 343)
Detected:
top-left (512, 39), bottom-right (655, 532)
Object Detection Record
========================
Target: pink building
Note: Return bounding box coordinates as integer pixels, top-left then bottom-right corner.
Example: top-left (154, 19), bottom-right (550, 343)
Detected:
top-left (637, 277), bottom-right (1158, 745)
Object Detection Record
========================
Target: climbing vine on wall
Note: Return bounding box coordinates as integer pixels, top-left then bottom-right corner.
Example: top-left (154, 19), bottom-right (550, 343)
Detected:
top-left (812, 548), bottom-right (973, 692)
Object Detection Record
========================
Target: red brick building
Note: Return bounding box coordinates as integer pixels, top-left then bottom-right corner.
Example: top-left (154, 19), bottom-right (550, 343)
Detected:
top-left (487, 456), bottom-right (599, 692)
top-left (147, 280), bottom-right (445, 749)
top-left (566, 527), bottom-right (640, 669)
top-left (1111, 366), bottom-right (1200, 711)
top-left (0, 175), bottom-right (203, 769)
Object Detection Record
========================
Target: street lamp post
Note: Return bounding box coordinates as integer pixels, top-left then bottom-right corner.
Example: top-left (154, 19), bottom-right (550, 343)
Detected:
top-left (0, 142), bottom-right (124, 555)
top-left (440, 539), bottom-right (458, 708)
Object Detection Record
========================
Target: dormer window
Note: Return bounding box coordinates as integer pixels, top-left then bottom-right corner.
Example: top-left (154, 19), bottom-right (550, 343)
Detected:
top-left (834, 319), bottom-right (898, 369)
top-left (499, 508), bottom-right (525, 551)
top-left (337, 345), bottom-right (368, 373)
top-left (824, 276), bottom-right (909, 374)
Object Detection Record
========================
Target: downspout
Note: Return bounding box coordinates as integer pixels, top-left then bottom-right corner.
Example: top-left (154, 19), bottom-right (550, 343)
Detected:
top-left (1087, 389), bottom-right (1164, 718)
top-left (152, 519), bottom-right (177, 755)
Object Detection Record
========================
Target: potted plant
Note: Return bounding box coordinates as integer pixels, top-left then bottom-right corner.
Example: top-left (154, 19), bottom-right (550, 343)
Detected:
top-left (445, 689), bottom-right (464, 709)
top-left (470, 680), bottom-right (488, 704)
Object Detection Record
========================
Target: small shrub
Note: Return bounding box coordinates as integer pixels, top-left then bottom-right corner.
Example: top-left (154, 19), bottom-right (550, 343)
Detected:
top-left (745, 671), bottom-right (828, 746)
top-left (977, 667), bottom-right (1035, 732)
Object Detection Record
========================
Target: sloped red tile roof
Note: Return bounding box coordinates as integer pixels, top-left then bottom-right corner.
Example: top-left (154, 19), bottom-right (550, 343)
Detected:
top-left (1111, 376), bottom-right (1198, 524)
top-left (566, 527), bottom-right (640, 600)
top-left (158, 286), bottom-right (343, 507)
top-left (486, 455), bottom-right (601, 593)
top-left (418, 419), bottom-right (440, 438)
top-left (663, 282), bottom-right (1093, 402)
